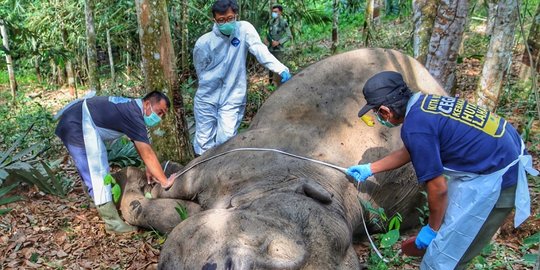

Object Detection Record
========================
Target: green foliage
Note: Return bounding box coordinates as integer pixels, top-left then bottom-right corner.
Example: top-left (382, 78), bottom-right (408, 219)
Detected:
top-left (106, 137), bottom-right (141, 168)
top-left (175, 202), bottom-right (189, 221)
top-left (0, 124), bottom-right (69, 197)
top-left (0, 92), bottom-right (55, 151)
top-left (0, 182), bottom-right (23, 215)
top-left (415, 191), bottom-right (429, 226)
top-left (361, 199), bottom-right (406, 268)
top-left (103, 173), bottom-right (121, 203)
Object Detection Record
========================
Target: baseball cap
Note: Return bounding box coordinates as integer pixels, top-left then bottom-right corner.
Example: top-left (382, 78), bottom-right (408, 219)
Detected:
top-left (357, 71), bottom-right (410, 117)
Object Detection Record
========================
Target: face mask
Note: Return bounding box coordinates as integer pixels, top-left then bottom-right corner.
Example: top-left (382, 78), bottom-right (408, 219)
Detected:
top-left (217, 21), bottom-right (236, 36)
top-left (144, 104), bottom-right (161, 127)
top-left (271, 12), bottom-right (278, 19)
top-left (375, 112), bottom-right (398, 128)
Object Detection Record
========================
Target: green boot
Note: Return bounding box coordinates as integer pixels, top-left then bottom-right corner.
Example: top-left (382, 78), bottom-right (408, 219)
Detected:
top-left (96, 201), bottom-right (138, 233)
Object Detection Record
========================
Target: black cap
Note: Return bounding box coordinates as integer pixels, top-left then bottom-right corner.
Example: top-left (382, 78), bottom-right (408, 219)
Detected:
top-left (358, 71), bottom-right (409, 117)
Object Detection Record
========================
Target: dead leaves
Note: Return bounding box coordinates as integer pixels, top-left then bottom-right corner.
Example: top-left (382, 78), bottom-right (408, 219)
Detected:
top-left (0, 182), bottom-right (161, 269)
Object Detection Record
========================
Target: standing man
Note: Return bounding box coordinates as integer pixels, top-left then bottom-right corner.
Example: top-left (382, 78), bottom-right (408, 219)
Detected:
top-left (265, 4), bottom-right (292, 86)
top-left (346, 71), bottom-right (538, 269)
top-left (55, 91), bottom-right (177, 233)
top-left (192, 0), bottom-right (292, 156)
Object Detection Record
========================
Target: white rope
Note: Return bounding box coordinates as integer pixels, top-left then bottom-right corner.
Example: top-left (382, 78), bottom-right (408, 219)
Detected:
top-left (171, 147), bottom-right (388, 262)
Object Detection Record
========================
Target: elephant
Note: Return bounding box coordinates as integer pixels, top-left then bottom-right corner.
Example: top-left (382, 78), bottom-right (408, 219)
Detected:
top-left (113, 48), bottom-right (446, 269)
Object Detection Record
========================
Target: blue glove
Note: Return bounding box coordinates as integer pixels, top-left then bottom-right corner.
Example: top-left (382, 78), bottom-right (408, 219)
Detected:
top-left (415, 225), bottom-right (437, 249)
top-left (280, 71), bottom-right (292, 83)
top-left (346, 163), bottom-right (373, 183)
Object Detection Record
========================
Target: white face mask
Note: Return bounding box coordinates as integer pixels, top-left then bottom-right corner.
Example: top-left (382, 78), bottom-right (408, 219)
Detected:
top-left (271, 12), bottom-right (278, 19)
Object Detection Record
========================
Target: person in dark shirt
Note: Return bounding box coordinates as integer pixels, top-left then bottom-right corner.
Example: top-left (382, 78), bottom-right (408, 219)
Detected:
top-left (55, 91), bottom-right (177, 233)
top-left (346, 71), bottom-right (538, 269)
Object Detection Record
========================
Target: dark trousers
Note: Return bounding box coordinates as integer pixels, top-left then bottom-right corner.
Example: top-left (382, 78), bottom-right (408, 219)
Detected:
top-left (269, 50), bottom-right (284, 87)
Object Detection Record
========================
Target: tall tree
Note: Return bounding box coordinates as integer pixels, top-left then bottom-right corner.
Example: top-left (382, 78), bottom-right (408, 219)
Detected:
top-left (135, 0), bottom-right (193, 163)
top-left (475, 0), bottom-right (518, 110)
top-left (331, 0), bottom-right (339, 53)
top-left (0, 19), bottom-right (17, 100)
top-left (364, 0), bottom-right (375, 46)
top-left (106, 28), bottom-right (115, 83)
top-left (180, 0), bottom-right (189, 70)
top-left (84, 0), bottom-right (101, 93)
top-left (521, 3), bottom-right (540, 75)
top-left (412, 0), bottom-right (439, 64)
top-left (424, 0), bottom-right (468, 93)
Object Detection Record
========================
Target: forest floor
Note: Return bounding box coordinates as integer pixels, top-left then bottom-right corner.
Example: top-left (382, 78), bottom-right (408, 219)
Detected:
top-left (1, 57), bottom-right (539, 269)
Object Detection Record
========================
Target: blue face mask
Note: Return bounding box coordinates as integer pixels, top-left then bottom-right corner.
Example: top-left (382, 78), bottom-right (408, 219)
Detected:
top-left (217, 21), bottom-right (236, 36)
top-left (271, 12), bottom-right (278, 19)
top-left (144, 104), bottom-right (161, 127)
top-left (375, 112), bottom-right (398, 128)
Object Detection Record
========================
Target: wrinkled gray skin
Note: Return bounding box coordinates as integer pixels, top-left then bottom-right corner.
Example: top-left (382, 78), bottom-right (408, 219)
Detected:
top-left (113, 48), bottom-right (446, 269)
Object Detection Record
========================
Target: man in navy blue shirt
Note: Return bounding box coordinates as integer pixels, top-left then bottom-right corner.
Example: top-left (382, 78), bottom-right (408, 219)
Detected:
top-left (55, 91), bottom-right (177, 233)
top-left (347, 71), bottom-right (537, 269)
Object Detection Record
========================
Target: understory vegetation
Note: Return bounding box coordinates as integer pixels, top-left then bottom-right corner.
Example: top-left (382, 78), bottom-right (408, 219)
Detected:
top-left (1, 0), bottom-right (539, 268)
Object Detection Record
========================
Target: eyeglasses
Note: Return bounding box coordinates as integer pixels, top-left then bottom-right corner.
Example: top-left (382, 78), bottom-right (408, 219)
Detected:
top-left (214, 15), bottom-right (237, 25)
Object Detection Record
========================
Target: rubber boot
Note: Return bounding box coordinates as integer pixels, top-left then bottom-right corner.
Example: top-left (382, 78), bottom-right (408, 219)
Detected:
top-left (96, 201), bottom-right (138, 233)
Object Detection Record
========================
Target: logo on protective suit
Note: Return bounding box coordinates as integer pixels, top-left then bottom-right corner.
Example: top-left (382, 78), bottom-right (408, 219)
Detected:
top-left (231, 37), bottom-right (240, 47)
top-left (420, 95), bottom-right (506, 137)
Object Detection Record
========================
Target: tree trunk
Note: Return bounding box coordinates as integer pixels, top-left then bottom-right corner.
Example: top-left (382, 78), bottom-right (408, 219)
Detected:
top-left (135, 0), bottom-right (194, 163)
top-left (0, 19), bottom-right (17, 100)
top-left (331, 0), bottom-right (339, 53)
top-left (486, 0), bottom-right (498, 37)
top-left (31, 38), bottom-right (42, 84)
top-left (126, 39), bottom-right (132, 77)
top-left (66, 61), bottom-right (76, 97)
top-left (180, 0), bottom-right (189, 70)
top-left (413, 0), bottom-right (439, 65)
top-left (475, 0), bottom-right (518, 110)
top-left (50, 60), bottom-right (57, 86)
top-left (57, 65), bottom-right (66, 86)
top-left (521, 3), bottom-right (540, 76)
top-left (107, 29), bottom-right (115, 84)
top-left (425, 0), bottom-right (468, 94)
top-left (84, 0), bottom-right (101, 93)
top-left (364, 0), bottom-right (375, 46)
top-left (61, 25), bottom-right (76, 96)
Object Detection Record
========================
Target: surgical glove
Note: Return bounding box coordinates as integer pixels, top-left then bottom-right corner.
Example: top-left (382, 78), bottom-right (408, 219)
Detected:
top-left (415, 225), bottom-right (437, 249)
top-left (280, 71), bottom-right (292, 83)
top-left (346, 163), bottom-right (373, 183)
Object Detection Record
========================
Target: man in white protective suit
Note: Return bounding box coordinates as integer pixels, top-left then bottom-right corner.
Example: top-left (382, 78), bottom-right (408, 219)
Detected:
top-left (192, 0), bottom-right (292, 156)
top-left (55, 91), bottom-right (177, 233)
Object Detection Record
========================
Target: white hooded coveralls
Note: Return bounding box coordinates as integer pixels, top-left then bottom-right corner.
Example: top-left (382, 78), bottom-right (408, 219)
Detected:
top-left (193, 21), bottom-right (288, 155)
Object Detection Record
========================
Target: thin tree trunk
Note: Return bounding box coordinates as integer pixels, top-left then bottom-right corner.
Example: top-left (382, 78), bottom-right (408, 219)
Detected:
top-left (0, 19), bottom-right (17, 100)
top-left (413, 0), bottom-right (439, 65)
top-left (66, 61), bottom-right (76, 97)
top-left (126, 39), bottom-right (132, 77)
top-left (50, 60), bottom-right (58, 86)
top-left (475, 0), bottom-right (518, 110)
top-left (425, 0), bottom-right (468, 94)
top-left (57, 65), bottom-right (66, 86)
top-left (84, 0), bottom-right (101, 93)
top-left (107, 29), bottom-right (115, 84)
top-left (31, 38), bottom-right (42, 84)
top-left (332, 0), bottom-right (339, 53)
top-left (61, 25), bottom-right (76, 96)
top-left (180, 0), bottom-right (189, 70)
top-left (364, 0), bottom-right (375, 46)
top-left (521, 3), bottom-right (540, 77)
top-left (135, 0), bottom-right (194, 163)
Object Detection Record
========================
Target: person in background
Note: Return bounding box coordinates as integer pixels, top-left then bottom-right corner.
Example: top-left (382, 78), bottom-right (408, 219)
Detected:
top-left (192, 0), bottom-right (292, 156)
top-left (265, 4), bottom-right (292, 86)
top-left (346, 71), bottom-right (538, 269)
top-left (55, 91), bottom-right (177, 233)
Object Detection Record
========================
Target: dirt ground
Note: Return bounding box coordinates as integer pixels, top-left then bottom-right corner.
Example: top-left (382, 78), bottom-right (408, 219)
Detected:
top-left (1, 59), bottom-right (540, 269)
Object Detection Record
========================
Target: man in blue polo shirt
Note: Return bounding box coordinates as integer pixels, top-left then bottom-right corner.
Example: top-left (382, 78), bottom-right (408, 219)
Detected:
top-left (346, 71), bottom-right (537, 269)
top-left (55, 91), bottom-right (177, 233)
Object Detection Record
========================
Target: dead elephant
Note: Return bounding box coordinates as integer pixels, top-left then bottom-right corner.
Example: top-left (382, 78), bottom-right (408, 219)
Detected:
top-left (113, 48), bottom-right (446, 269)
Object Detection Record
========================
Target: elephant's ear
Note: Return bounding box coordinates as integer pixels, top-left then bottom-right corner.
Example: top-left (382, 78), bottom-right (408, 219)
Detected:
top-left (296, 180), bottom-right (333, 204)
